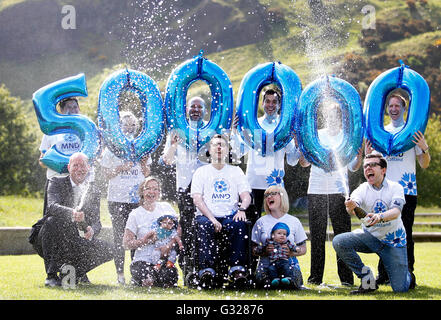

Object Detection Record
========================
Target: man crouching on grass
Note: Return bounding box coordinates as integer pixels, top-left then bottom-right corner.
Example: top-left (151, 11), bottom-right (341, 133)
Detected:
top-left (332, 152), bottom-right (416, 294)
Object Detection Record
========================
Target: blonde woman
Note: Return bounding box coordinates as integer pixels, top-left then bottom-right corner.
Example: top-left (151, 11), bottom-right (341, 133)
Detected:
top-left (123, 177), bottom-right (181, 287)
top-left (251, 185), bottom-right (307, 289)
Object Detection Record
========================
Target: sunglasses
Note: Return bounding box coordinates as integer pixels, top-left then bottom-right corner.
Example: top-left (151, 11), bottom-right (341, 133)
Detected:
top-left (363, 162), bottom-right (381, 169)
top-left (264, 191), bottom-right (280, 198)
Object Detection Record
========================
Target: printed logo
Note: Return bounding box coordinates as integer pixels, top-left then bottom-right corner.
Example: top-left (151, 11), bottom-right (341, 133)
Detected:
top-left (266, 169), bottom-right (284, 187)
top-left (214, 179), bottom-right (229, 193)
top-left (212, 179), bottom-right (231, 202)
top-left (372, 200), bottom-right (388, 213)
top-left (399, 173), bottom-right (417, 196)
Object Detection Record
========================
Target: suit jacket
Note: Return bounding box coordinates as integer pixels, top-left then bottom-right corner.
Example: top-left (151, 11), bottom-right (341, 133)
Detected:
top-left (46, 175), bottom-right (102, 237)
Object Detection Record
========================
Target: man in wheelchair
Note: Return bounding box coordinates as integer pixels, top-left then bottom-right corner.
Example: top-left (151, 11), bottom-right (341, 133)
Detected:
top-left (190, 134), bottom-right (252, 289)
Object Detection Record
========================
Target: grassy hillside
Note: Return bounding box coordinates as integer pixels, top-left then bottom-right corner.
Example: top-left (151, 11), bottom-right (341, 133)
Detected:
top-left (1, 0), bottom-right (441, 203)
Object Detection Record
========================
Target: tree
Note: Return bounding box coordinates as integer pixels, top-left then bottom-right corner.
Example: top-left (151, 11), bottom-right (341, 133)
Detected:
top-left (0, 84), bottom-right (44, 195)
top-left (416, 114), bottom-right (441, 207)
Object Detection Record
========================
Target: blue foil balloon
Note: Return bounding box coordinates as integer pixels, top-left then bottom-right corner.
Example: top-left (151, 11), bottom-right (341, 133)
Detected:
top-left (32, 73), bottom-right (100, 173)
top-left (295, 75), bottom-right (364, 172)
top-left (164, 50), bottom-right (233, 150)
top-left (364, 62), bottom-right (430, 155)
top-left (235, 62), bottom-right (302, 156)
top-left (97, 69), bottom-right (165, 161)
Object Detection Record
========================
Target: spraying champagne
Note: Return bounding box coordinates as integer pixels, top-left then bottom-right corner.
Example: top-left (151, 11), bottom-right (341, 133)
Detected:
top-left (346, 198), bottom-right (371, 228)
top-left (74, 181), bottom-right (91, 238)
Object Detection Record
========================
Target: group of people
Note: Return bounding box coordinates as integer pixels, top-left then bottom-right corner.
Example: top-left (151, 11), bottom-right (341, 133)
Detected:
top-left (31, 87), bottom-right (430, 295)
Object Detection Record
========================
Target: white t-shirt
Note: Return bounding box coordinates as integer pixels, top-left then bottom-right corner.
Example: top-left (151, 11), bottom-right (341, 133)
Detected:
top-left (230, 115), bottom-right (300, 190)
top-left (384, 123), bottom-right (422, 196)
top-left (125, 202), bottom-right (178, 264)
top-left (100, 147), bottom-right (151, 203)
top-left (308, 129), bottom-right (358, 195)
top-left (350, 178), bottom-right (407, 248)
top-left (162, 132), bottom-right (208, 191)
top-left (251, 213), bottom-right (307, 265)
top-left (39, 133), bottom-right (82, 179)
top-left (191, 164), bottom-right (251, 218)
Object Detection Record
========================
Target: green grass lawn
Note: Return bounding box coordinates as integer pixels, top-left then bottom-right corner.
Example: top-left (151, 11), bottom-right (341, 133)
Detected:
top-left (1, 242), bottom-right (440, 300)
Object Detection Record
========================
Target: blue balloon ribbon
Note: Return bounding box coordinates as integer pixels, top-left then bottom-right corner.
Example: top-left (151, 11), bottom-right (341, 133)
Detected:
top-left (32, 73), bottom-right (100, 173)
top-left (295, 75), bottom-right (364, 172)
top-left (363, 62), bottom-right (430, 155)
top-left (164, 50), bottom-right (233, 151)
top-left (97, 68), bottom-right (165, 161)
top-left (235, 61), bottom-right (302, 156)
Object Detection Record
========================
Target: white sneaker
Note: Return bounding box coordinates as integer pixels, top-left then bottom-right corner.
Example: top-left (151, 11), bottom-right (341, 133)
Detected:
top-left (117, 274), bottom-right (125, 285)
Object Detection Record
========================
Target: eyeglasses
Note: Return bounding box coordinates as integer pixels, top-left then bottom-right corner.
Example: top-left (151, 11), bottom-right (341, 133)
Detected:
top-left (264, 192), bottom-right (280, 198)
top-left (363, 162), bottom-right (381, 169)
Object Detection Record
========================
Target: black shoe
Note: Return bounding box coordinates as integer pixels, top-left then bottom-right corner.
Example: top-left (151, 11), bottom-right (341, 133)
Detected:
top-left (375, 275), bottom-right (390, 285)
top-left (409, 272), bottom-right (417, 290)
top-left (45, 276), bottom-right (61, 287)
top-left (199, 271), bottom-right (214, 290)
top-left (350, 284), bottom-right (378, 295)
top-left (231, 271), bottom-right (248, 290)
top-left (78, 274), bottom-right (91, 285)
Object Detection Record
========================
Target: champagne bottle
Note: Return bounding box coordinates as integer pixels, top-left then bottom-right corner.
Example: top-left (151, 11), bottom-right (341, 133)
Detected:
top-left (353, 206), bottom-right (371, 228)
top-left (347, 198), bottom-right (371, 227)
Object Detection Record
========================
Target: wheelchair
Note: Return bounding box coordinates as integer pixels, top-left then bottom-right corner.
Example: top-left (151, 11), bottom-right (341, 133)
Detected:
top-left (178, 193), bottom-right (257, 290)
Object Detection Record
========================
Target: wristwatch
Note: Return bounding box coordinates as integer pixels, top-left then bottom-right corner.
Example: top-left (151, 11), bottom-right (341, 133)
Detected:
top-left (238, 207), bottom-right (246, 212)
top-left (379, 213), bottom-right (385, 223)
top-left (422, 147), bottom-right (429, 154)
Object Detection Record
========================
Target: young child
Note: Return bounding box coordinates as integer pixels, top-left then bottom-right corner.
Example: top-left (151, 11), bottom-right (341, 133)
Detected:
top-left (255, 222), bottom-right (298, 287)
top-left (151, 214), bottom-right (183, 287)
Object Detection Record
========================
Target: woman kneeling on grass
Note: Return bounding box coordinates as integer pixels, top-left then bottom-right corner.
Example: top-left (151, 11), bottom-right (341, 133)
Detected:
top-left (251, 185), bottom-right (308, 289)
top-left (123, 177), bottom-right (183, 287)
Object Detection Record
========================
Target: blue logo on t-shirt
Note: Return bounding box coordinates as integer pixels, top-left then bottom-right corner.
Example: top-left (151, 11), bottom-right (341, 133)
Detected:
top-left (399, 173), bottom-right (417, 196)
top-left (373, 200), bottom-right (388, 213)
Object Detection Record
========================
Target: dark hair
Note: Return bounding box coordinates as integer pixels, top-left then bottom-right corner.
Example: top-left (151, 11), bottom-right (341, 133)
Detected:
top-left (60, 97), bottom-right (79, 110)
top-left (365, 153), bottom-right (387, 169)
top-left (263, 88), bottom-right (281, 103)
top-left (206, 133), bottom-right (232, 163)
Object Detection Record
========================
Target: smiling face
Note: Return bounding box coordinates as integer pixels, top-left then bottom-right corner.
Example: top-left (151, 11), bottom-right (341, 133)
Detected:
top-left (141, 179), bottom-right (161, 204)
top-left (363, 157), bottom-right (386, 187)
top-left (159, 217), bottom-right (175, 231)
top-left (186, 97), bottom-right (205, 122)
top-left (272, 228), bottom-right (287, 244)
top-left (68, 153), bottom-right (89, 185)
top-left (61, 99), bottom-right (80, 115)
top-left (387, 96), bottom-right (405, 122)
top-left (265, 191), bottom-right (282, 212)
top-left (120, 114), bottom-right (138, 137)
top-left (263, 92), bottom-right (280, 116)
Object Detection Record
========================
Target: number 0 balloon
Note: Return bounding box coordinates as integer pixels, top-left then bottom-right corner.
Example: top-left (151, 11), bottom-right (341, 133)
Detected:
top-left (295, 75), bottom-right (364, 172)
top-left (164, 50), bottom-right (233, 151)
top-left (363, 62), bottom-right (430, 155)
top-left (235, 61), bottom-right (302, 156)
top-left (97, 68), bottom-right (165, 161)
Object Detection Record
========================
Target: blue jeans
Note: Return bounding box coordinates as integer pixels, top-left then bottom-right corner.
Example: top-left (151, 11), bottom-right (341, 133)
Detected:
top-left (267, 259), bottom-right (292, 280)
top-left (256, 257), bottom-right (304, 289)
top-left (332, 230), bottom-right (412, 292)
top-left (195, 215), bottom-right (248, 273)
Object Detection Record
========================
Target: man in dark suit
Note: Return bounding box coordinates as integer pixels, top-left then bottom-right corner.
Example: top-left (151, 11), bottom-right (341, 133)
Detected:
top-left (38, 152), bottom-right (113, 287)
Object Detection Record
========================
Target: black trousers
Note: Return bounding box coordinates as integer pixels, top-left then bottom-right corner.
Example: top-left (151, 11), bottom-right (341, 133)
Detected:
top-left (108, 201), bottom-right (139, 273)
top-left (38, 216), bottom-right (114, 278)
top-left (130, 261), bottom-right (178, 287)
top-left (377, 194), bottom-right (417, 279)
top-left (307, 193), bottom-right (354, 285)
